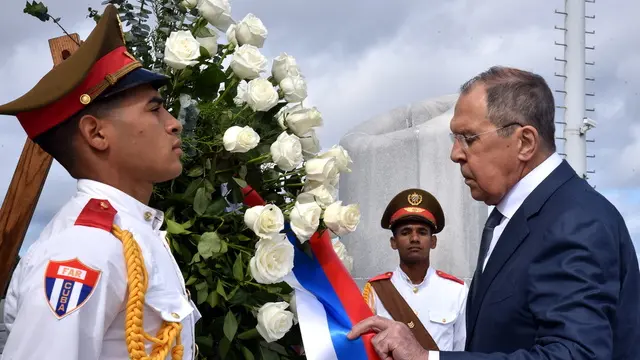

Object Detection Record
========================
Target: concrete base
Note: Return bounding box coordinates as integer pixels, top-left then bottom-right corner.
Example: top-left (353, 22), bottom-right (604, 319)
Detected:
top-left (338, 94), bottom-right (487, 289)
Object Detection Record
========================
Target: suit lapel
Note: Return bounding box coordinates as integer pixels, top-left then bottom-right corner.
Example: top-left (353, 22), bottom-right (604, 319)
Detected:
top-left (466, 160), bottom-right (577, 342)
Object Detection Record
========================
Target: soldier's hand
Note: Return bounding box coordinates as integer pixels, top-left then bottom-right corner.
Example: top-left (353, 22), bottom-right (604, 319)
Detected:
top-left (348, 315), bottom-right (429, 360)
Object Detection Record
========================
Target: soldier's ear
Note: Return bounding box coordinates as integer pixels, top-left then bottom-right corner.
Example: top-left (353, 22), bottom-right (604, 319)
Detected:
top-left (430, 235), bottom-right (438, 249)
top-left (390, 236), bottom-right (398, 250)
top-left (78, 114), bottom-right (109, 151)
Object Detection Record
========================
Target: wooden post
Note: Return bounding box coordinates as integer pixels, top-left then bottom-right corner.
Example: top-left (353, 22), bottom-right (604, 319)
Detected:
top-left (0, 33), bottom-right (81, 296)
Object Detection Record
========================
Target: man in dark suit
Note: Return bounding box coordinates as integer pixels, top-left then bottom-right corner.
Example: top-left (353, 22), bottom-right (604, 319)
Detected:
top-left (348, 66), bottom-right (640, 360)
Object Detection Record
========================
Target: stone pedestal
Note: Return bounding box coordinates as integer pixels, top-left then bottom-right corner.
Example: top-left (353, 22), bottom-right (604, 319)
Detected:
top-left (338, 94), bottom-right (487, 289)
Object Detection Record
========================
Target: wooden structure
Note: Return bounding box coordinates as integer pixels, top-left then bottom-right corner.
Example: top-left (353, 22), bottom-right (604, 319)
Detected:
top-left (0, 34), bottom-right (81, 296)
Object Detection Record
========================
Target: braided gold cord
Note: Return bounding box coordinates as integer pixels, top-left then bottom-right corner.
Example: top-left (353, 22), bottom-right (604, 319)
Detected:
top-left (112, 224), bottom-right (184, 360)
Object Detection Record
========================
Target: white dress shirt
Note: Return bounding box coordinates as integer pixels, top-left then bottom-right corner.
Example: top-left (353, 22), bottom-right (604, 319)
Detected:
top-left (482, 153), bottom-right (562, 271)
top-left (365, 266), bottom-right (468, 351)
top-left (429, 153), bottom-right (563, 360)
top-left (2, 179), bottom-right (201, 360)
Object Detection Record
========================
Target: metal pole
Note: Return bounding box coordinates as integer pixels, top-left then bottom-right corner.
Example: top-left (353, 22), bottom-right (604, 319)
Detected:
top-left (563, 0), bottom-right (587, 178)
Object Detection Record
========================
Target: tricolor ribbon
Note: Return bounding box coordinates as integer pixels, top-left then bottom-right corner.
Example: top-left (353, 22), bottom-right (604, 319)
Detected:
top-left (242, 186), bottom-right (379, 360)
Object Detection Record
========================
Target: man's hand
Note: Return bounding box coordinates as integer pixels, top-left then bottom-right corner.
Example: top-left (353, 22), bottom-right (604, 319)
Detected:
top-left (347, 315), bottom-right (429, 360)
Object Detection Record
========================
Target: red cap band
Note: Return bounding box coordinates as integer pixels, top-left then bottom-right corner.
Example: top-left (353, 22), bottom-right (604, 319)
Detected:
top-left (389, 207), bottom-right (437, 227)
top-left (17, 46), bottom-right (139, 139)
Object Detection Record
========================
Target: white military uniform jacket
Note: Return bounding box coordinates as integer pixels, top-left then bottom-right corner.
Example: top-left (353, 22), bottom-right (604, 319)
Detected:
top-left (2, 179), bottom-right (201, 359)
top-left (364, 266), bottom-right (468, 351)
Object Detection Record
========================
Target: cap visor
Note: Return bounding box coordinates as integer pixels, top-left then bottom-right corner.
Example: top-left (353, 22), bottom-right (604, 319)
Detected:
top-left (100, 68), bottom-right (169, 98)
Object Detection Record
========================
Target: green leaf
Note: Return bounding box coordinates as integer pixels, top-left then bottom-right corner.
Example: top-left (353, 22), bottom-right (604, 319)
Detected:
top-left (197, 287), bottom-right (208, 304)
top-left (205, 197), bottom-right (228, 216)
top-left (239, 165), bottom-right (248, 179)
top-left (207, 290), bottom-right (219, 308)
top-left (187, 166), bottom-right (204, 177)
top-left (195, 281), bottom-right (208, 291)
top-left (194, 66), bottom-right (225, 102)
top-left (260, 346), bottom-right (280, 360)
top-left (166, 219), bottom-right (189, 234)
top-left (194, 26), bottom-right (216, 38)
top-left (216, 279), bottom-right (227, 299)
top-left (185, 276), bottom-right (198, 286)
top-left (233, 177), bottom-right (248, 189)
top-left (232, 254), bottom-right (244, 281)
top-left (223, 311), bottom-right (238, 341)
top-left (198, 232), bottom-right (221, 259)
top-left (241, 346), bottom-right (255, 360)
top-left (237, 234), bottom-right (252, 242)
top-left (218, 336), bottom-right (231, 358)
top-left (194, 187), bottom-right (211, 215)
top-left (237, 328), bottom-right (259, 340)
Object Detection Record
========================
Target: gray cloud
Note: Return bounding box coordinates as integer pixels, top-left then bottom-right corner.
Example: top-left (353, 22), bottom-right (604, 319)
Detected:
top-left (0, 0), bottom-right (637, 253)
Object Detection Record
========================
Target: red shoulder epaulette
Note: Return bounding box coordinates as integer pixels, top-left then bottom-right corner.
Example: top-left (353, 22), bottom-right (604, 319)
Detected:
top-left (436, 270), bottom-right (464, 285)
top-left (369, 272), bottom-right (393, 282)
top-left (74, 199), bottom-right (117, 232)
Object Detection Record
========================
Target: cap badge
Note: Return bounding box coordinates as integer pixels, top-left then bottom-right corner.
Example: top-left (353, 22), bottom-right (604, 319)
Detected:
top-left (407, 192), bottom-right (422, 206)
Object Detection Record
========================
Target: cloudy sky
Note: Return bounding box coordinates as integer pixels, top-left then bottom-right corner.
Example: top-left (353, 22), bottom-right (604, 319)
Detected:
top-left (0, 0), bottom-right (638, 257)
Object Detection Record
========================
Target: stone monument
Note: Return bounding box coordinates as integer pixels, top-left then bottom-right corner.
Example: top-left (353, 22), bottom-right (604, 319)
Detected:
top-left (338, 94), bottom-right (487, 289)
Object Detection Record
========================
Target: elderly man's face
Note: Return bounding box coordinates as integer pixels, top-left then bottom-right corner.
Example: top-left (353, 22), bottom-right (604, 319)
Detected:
top-left (449, 85), bottom-right (521, 205)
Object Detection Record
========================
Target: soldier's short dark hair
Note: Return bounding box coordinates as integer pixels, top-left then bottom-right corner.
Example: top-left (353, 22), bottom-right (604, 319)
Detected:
top-left (459, 66), bottom-right (556, 152)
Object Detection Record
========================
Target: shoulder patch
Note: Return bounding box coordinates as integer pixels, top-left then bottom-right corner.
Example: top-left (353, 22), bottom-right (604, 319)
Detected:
top-left (44, 258), bottom-right (102, 319)
top-left (436, 270), bottom-right (464, 285)
top-left (369, 272), bottom-right (393, 282)
top-left (74, 199), bottom-right (117, 232)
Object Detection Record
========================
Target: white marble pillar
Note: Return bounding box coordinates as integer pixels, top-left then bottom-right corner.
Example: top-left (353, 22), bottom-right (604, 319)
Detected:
top-left (337, 94), bottom-right (487, 289)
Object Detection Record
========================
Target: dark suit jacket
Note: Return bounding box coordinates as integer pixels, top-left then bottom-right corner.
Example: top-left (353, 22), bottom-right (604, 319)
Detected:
top-left (441, 161), bottom-right (640, 360)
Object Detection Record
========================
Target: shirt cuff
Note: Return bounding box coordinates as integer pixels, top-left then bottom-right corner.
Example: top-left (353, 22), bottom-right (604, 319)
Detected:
top-left (428, 351), bottom-right (440, 360)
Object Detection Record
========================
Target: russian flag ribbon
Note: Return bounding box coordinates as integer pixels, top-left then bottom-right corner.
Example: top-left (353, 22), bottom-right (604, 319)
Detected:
top-left (242, 186), bottom-right (379, 360)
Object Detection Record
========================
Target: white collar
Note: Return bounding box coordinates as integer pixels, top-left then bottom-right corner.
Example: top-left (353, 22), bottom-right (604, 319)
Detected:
top-left (396, 265), bottom-right (434, 287)
top-left (77, 179), bottom-right (165, 230)
top-left (496, 153), bottom-right (563, 220)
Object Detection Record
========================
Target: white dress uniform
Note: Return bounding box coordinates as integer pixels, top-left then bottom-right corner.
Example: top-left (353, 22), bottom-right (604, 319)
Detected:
top-left (364, 266), bottom-right (468, 351)
top-left (2, 179), bottom-right (201, 360)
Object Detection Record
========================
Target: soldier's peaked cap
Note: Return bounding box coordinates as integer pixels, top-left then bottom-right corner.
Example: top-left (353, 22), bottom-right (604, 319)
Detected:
top-left (0, 5), bottom-right (168, 140)
top-left (381, 188), bottom-right (445, 234)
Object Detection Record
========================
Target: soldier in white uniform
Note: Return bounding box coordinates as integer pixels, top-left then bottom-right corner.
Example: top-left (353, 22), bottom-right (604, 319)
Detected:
top-left (363, 189), bottom-right (468, 351)
top-left (0, 5), bottom-right (200, 359)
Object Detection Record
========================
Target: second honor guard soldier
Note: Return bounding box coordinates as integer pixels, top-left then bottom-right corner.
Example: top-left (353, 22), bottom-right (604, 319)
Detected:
top-left (0, 5), bottom-right (200, 360)
top-left (363, 189), bottom-right (468, 351)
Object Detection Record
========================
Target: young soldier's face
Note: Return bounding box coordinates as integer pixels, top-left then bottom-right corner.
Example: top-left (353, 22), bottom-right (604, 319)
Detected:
top-left (100, 85), bottom-right (184, 183)
top-left (390, 222), bottom-right (437, 265)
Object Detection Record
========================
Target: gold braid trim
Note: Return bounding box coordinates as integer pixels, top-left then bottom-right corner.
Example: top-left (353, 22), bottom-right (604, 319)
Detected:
top-left (112, 224), bottom-right (183, 360)
top-left (362, 282), bottom-right (375, 313)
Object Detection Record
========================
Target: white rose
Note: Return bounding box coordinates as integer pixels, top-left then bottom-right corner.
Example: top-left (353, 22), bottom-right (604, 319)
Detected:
top-left (318, 145), bottom-right (353, 173)
top-left (234, 80), bottom-right (248, 106)
top-left (197, 0), bottom-right (232, 31)
top-left (196, 33), bottom-right (219, 57)
top-left (270, 132), bottom-right (303, 172)
top-left (290, 193), bottom-right (322, 242)
top-left (303, 181), bottom-right (337, 208)
top-left (223, 125), bottom-right (260, 153)
top-left (328, 172), bottom-right (340, 188)
top-left (280, 76), bottom-right (308, 103)
top-left (256, 302), bottom-right (295, 343)
top-left (305, 157), bottom-right (338, 183)
top-left (272, 53), bottom-right (301, 83)
top-left (180, 0), bottom-right (198, 9)
top-left (283, 106), bottom-right (323, 137)
top-left (164, 30), bottom-right (201, 70)
top-left (246, 78), bottom-right (279, 112)
top-left (324, 201), bottom-right (361, 236)
top-left (230, 44), bottom-right (268, 80)
top-left (250, 237), bottom-right (294, 284)
top-left (299, 129), bottom-right (321, 159)
top-left (226, 24), bottom-right (238, 47)
top-left (243, 204), bottom-right (285, 238)
top-left (332, 239), bottom-right (354, 273)
top-left (289, 294), bottom-right (298, 324)
top-left (235, 13), bottom-right (268, 48)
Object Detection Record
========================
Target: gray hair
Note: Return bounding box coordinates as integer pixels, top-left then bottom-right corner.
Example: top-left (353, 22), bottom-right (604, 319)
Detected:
top-left (460, 66), bottom-right (556, 152)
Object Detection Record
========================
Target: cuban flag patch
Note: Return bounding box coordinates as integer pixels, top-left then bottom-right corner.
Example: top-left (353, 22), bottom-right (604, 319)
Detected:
top-left (44, 259), bottom-right (101, 319)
